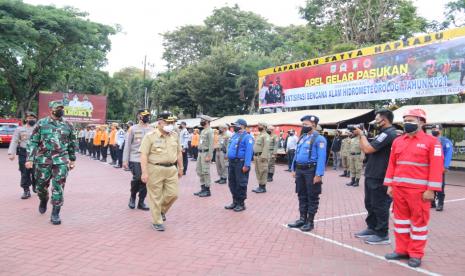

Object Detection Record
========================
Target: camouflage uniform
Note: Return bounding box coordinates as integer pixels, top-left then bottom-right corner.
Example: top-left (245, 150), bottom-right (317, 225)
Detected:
top-left (340, 136), bottom-right (351, 177)
top-left (27, 116), bottom-right (76, 206)
top-left (267, 131), bottom-right (279, 182)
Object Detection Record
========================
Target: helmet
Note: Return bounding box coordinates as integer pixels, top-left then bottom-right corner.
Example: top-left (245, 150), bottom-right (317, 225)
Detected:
top-left (403, 108), bottom-right (427, 122)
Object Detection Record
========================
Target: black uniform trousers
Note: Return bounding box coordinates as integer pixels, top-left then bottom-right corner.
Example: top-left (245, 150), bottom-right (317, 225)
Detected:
top-left (116, 144), bottom-right (124, 166)
top-left (435, 173), bottom-right (446, 205)
top-left (129, 161), bottom-right (147, 201)
top-left (17, 148), bottom-right (35, 191)
top-left (228, 159), bottom-right (250, 204)
top-left (287, 149), bottom-right (295, 170)
top-left (295, 166), bottom-right (322, 216)
top-left (364, 177), bottom-right (391, 237)
top-left (182, 150), bottom-right (188, 175)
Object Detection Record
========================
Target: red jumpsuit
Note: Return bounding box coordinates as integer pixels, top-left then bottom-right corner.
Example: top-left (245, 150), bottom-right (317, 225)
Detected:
top-left (384, 130), bottom-right (443, 259)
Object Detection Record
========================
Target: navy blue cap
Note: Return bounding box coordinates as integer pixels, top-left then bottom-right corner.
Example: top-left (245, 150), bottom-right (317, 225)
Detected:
top-left (300, 115), bottom-right (319, 124)
top-left (232, 118), bottom-right (247, 127)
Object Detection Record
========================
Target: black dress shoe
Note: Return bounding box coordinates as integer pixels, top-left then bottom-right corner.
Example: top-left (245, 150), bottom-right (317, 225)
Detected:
top-left (218, 178), bottom-right (227, 184)
top-left (408, 258), bottom-right (422, 268)
top-left (300, 222), bottom-right (314, 232)
top-left (224, 202), bottom-right (237, 210)
top-left (287, 218), bottom-right (305, 228)
top-left (436, 205), bottom-right (444, 211)
top-left (21, 190), bottom-right (31, 199)
top-left (137, 201), bottom-right (150, 211)
top-left (128, 197), bottom-right (136, 209)
top-left (39, 198), bottom-right (48, 214)
top-left (385, 252), bottom-right (409, 260)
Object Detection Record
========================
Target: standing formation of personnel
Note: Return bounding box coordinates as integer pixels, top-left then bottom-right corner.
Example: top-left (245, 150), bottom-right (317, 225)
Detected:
top-left (346, 133), bottom-right (364, 187)
top-left (225, 119), bottom-right (254, 212)
top-left (140, 112), bottom-right (183, 232)
top-left (179, 122), bottom-right (190, 175)
top-left (8, 111), bottom-right (38, 199)
top-left (214, 124), bottom-right (230, 184)
top-left (123, 109), bottom-right (154, 211)
top-left (26, 101), bottom-right (76, 225)
top-left (194, 115), bottom-right (214, 197)
top-left (252, 122), bottom-right (270, 193)
top-left (267, 125), bottom-right (279, 182)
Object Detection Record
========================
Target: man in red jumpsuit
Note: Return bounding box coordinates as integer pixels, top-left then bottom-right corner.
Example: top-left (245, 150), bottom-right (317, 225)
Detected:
top-left (384, 108), bottom-right (443, 268)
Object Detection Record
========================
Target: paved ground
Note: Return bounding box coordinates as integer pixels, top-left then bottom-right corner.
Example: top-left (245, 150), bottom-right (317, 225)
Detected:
top-left (1, 147), bottom-right (464, 276)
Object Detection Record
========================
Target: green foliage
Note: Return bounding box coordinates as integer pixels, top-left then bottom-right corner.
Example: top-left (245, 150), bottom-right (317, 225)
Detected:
top-left (0, 0), bottom-right (115, 117)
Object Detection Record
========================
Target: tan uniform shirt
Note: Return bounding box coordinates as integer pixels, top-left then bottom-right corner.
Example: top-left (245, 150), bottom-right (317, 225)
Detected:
top-left (269, 133), bottom-right (279, 157)
top-left (199, 127), bottom-right (214, 158)
top-left (253, 131), bottom-right (271, 158)
top-left (341, 137), bottom-right (351, 157)
top-left (139, 129), bottom-right (181, 165)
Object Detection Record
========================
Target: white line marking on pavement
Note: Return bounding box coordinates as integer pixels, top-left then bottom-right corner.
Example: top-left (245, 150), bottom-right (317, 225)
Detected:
top-left (282, 224), bottom-right (441, 276)
top-left (314, 197), bottom-right (465, 223)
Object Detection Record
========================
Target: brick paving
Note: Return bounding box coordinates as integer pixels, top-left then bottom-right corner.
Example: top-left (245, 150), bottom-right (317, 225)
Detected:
top-left (1, 147), bottom-right (464, 275)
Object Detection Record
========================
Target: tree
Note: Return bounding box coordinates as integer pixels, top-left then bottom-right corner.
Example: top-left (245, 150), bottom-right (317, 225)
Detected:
top-left (299, 0), bottom-right (428, 46)
top-left (0, 0), bottom-right (115, 117)
top-left (444, 0), bottom-right (465, 27)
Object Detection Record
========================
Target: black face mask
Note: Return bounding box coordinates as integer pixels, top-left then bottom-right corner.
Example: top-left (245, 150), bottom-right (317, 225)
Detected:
top-left (27, 120), bottom-right (36, 126)
top-left (431, 130), bottom-right (440, 137)
top-left (141, 116), bottom-right (150, 123)
top-left (53, 109), bottom-right (64, 118)
top-left (301, 126), bottom-right (312, 134)
top-left (404, 122), bottom-right (418, 134)
top-left (200, 121), bottom-right (207, 127)
top-left (289, 133), bottom-right (294, 136)
top-left (233, 126), bottom-right (241, 133)
top-left (219, 130), bottom-right (223, 134)
top-left (266, 130), bottom-right (272, 135)
top-left (258, 127), bottom-right (264, 132)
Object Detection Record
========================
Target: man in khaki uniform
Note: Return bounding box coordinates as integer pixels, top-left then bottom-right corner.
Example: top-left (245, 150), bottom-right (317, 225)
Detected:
top-left (194, 115), bottom-right (214, 197)
top-left (252, 122), bottom-right (271, 193)
top-left (346, 134), bottom-right (364, 187)
top-left (267, 125), bottom-right (279, 182)
top-left (214, 124), bottom-right (230, 184)
top-left (140, 113), bottom-right (183, 232)
top-left (339, 133), bottom-right (351, 178)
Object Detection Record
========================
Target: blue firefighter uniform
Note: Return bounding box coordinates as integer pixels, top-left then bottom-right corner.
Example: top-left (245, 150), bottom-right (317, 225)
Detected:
top-left (226, 119), bottom-right (254, 211)
top-left (436, 135), bottom-right (453, 209)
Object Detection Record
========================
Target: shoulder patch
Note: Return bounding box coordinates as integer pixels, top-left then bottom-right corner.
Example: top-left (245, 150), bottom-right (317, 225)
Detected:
top-left (434, 146), bottom-right (442, 157)
top-left (248, 139), bottom-right (253, 144)
top-left (319, 142), bottom-right (325, 148)
top-left (446, 143), bottom-right (450, 148)
top-left (376, 133), bottom-right (387, 142)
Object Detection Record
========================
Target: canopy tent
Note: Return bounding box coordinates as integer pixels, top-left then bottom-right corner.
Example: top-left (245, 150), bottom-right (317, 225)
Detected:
top-left (177, 117), bottom-right (218, 128)
top-left (211, 109), bottom-right (374, 128)
top-left (392, 103), bottom-right (465, 126)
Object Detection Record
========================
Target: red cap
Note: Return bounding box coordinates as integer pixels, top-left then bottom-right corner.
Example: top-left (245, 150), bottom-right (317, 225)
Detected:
top-left (403, 108), bottom-right (427, 122)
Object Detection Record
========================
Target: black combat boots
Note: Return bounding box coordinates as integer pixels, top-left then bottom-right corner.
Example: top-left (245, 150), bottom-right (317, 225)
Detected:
top-left (137, 199), bottom-right (149, 211)
top-left (224, 201), bottom-right (237, 210)
top-left (21, 189), bottom-right (31, 199)
top-left (218, 178), bottom-right (227, 184)
top-left (50, 206), bottom-right (61, 225)
top-left (288, 213), bottom-right (307, 228)
top-left (128, 195), bottom-right (136, 209)
top-left (194, 184), bottom-right (206, 196)
top-left (300, 214), bottom-right (315, 232)
top-left (39, 198), bottom-right (48, 214)
top-left (252, 185), bottom-right (267, 193)
top-left (353, 178), bottom-right (360, 187)
top-left (339, 170), bottom-right (347, 177)
top-left (199, 186), bottom-right (211, 197)
top-left (267, 173), bottom-right (274, 182)
top-left (233, 201), bottom-right (246, 212)
top-left (346, 177), bottom-right (356, 186)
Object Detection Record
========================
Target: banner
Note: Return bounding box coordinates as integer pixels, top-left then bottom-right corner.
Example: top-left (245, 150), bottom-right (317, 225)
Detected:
top-left (258, 27), bottom-right (465, 109)
top-left (38, 91), bottom-right (107, 124)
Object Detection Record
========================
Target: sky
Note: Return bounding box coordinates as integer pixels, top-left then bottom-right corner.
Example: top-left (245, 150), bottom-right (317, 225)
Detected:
top-left (24, 0), bottom-right (450, 75)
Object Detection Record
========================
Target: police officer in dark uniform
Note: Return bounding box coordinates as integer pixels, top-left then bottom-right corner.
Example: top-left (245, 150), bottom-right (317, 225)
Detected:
top-left (224, 119), bottom-right (254, 212)
top-left (287, 115), bottom-right (327, 232)
top-left (353, 109), bottom-right (398, 244)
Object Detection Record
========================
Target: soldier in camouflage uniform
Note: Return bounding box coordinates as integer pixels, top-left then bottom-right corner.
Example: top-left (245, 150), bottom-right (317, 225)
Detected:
top-left (8, 111), bottom-right (38, 199)
top-left (252, 122), bottom-right (271, 193)
top-left (214, 124), bottom-right (230, 185)
top-left (26, 101), bottom-right (76, 225)
top-left (266, 125), bottom-right (279, 182)
top-left (194, 115), bottom-right (214, 197)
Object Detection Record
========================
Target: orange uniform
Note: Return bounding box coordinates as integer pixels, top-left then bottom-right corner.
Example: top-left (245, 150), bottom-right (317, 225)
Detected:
top-left (384, 130), bottom-right (443, 258)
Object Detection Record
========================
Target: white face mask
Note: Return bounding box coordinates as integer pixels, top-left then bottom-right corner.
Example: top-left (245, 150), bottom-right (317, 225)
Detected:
top-left (163, 124), bottom-right (174, 133)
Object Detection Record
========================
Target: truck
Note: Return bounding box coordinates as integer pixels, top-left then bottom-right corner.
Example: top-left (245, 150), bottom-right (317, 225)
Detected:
top-left (0, 118), bottom-right (22, 146)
